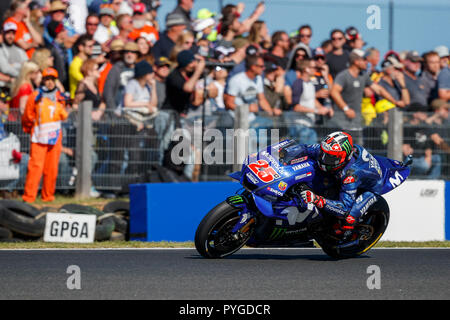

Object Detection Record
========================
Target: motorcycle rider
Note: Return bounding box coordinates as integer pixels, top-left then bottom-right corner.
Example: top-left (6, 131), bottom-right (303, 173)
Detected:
top-left (281, 131), bottom-right (393, 241)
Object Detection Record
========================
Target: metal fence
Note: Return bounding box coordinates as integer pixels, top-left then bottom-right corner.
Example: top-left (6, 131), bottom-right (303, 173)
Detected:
top-left (0, 103), bottom-right (449, 195)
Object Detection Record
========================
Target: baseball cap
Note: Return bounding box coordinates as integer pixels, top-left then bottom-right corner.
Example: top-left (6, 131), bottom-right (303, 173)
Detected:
top-left (3, 22), bottom-right (17, 33)
top-left (134, 60), bottom-right (153, 78)
top-left (264, 61), bottom-right (278, 73)
top-left (405, 51), bottom-right (423, 62)
top-left (345, 26), bottom-right (360, 41)
top-left (177, 50), bottom-right (195, 68)
top-left (42, 68), bottom-right (59, 79)
top-left (434, 45), bottom-right (449, 58)
top-left (132, 3), bottom-right (146, 15)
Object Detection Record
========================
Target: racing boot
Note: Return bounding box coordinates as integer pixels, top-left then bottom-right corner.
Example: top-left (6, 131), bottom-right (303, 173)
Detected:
top-left (335, 215), bottom-right (357, 242)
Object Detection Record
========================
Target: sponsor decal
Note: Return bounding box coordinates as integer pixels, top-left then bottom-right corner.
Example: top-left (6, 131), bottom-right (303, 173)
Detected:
top-left (388, 171), bottom-right (404, 188)
top-left (266, 187), bottom-right (283, 197)
top-left (292, 162), bottom-right (311, 171)
top-left (420, 189), bottom-right (438, 197)
top-left (324, 203), bottom-right (347, 216)
top-left (246, 172), bottom-right (259, 184)
top-left (290, 156), bottom-right (308, 165)
top-left (343, 176), bottom-right (355, 184)
top-left (272, 140), bottom-right (291, 150)
top-left (359, 196), bottom-right (377, 215)
top-left (227, 195), bottom-right (244, 205)
top-left (346, 216), bottom-right (356, 224)
top-left (268, 227), bottom-right (286, 240)
top-left (295, 172), bottom-right (312, 181)
top-left (331, 143), bottom-right (342, 152)
top-left (278, 181), bottom-right (287, 192)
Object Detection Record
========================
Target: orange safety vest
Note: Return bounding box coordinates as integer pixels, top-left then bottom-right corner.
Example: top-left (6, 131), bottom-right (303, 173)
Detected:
top-left (22, 90), bottom-right (68, 145)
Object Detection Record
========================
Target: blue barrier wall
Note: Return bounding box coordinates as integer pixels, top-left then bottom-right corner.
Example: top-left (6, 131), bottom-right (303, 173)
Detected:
top-left (446, 182), bottom-right (450, 241)
top-left (130, 181), bottom-right (450, 242)
top-left (129, 182), bottom-right (240, 241)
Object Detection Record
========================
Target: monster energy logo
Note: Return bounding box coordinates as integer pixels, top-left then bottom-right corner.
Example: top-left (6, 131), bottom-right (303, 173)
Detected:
top-left (268, 227), bottom-right (286, 240)
top-left (227, 195), bottom-right (244, 205)
top-left (342, 140), bottom-right (352, 155)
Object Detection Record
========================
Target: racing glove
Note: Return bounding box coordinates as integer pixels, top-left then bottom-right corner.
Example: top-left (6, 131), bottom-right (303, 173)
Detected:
top-left (300, 190), bottom-right (326, 209)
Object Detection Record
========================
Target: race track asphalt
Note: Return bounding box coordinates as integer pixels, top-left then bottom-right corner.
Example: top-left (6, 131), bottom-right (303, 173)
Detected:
top-left (0, 248), bottom-right (449, 300)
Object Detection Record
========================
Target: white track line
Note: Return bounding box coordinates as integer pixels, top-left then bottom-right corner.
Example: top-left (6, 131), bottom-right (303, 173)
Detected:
top-left (0, 247), bottom-right (449, 251)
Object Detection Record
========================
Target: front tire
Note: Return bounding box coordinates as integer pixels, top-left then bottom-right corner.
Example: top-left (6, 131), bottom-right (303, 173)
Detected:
top-left (195, 201), bottom-right (253, 258)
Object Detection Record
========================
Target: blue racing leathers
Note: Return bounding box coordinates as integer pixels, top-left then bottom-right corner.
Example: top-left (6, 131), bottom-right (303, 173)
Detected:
top-left (283, 143), bottom-right (384, 221)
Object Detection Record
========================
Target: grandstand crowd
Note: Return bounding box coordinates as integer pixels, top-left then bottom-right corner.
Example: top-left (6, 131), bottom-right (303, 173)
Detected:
top-left (0, 0), bottom-right (449, 201)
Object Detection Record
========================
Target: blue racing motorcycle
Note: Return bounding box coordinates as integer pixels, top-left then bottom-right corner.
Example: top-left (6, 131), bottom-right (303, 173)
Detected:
top-left (195, 139), bottom-right (411, 259)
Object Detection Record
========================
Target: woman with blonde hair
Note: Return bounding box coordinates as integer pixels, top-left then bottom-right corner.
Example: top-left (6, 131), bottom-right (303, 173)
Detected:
top-left (169, 31), bottom-right (195, 65)
top-left (31, 48), bottom-right (65, 92)
top-left (9, 61), bottom-right (41, 121)
top-left (248, 20), bottom-right (270, 51)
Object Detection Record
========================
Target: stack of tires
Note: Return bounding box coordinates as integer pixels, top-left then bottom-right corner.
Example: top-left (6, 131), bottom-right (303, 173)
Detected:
top-left (0, 200), bottom-right (130, 242)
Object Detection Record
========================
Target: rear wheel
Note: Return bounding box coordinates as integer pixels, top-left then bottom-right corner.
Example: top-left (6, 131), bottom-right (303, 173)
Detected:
top-left (195, 201), bottom-right (254, 259)
top-left (318, 195), bottom-right (389, 259)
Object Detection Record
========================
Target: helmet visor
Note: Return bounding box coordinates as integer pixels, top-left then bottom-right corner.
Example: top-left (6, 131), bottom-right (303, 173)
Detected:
top-left (319, 151), bottom-right (342, 167)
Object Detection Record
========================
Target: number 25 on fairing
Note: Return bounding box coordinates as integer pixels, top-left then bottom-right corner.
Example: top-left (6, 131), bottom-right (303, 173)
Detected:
top-left (248, 160), bottom-right (280, 183)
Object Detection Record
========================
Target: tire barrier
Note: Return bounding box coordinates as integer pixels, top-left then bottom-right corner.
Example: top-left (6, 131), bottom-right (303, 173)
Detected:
top-left (103, 201), bottom-right (130, 240)
top-left (0, 200), bottom-right (130, 242)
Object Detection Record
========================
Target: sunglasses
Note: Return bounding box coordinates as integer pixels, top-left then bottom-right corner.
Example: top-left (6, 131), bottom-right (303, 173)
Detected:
top-left (332, 37), bottom-right (344, 41)
top-left (300, 34), bottom-right (312, 38)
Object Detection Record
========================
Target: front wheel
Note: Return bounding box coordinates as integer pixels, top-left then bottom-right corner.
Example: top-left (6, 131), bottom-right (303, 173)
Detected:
top-left (195, 201), bottom-right (253, 258)
top-left (318, 195), bottom-right (390, 259)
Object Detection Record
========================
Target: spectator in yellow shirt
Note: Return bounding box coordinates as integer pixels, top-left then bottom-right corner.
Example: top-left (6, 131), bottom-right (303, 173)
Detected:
top-left (69, 35), bottom-right (94, 98)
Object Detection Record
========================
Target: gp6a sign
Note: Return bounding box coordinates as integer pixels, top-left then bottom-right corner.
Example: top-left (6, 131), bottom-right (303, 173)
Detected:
top-left (44, 213), bottom-right (96, 243)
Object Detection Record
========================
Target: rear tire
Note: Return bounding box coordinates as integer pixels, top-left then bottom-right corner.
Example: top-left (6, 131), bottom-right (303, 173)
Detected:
top-left (318, 195), bottom-right (389, 259)
top-left (195, 201), bottom-right (252, 259)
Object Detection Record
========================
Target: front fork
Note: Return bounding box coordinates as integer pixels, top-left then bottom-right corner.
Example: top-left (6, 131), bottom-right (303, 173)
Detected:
top-left (226, 194), bottom-right (256, 235)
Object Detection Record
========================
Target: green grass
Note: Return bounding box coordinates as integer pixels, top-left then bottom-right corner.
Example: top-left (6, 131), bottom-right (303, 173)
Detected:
top-left (0, 241), bottom-right (449, 250)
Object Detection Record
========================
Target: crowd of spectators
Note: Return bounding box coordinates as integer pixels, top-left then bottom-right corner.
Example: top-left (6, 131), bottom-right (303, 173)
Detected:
top-left (0, 0), bottom-right (449, 200)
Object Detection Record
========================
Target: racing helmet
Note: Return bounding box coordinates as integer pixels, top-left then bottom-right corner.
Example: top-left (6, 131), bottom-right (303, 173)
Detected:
top-left (318, 131), bottom-right (354, 172)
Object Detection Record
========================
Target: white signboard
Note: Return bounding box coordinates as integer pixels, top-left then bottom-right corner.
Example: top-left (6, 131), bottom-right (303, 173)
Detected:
top-left (383, 180), bottom-right (445, 241)
top-left (44, 213), bottom-right (97, 243)
top-left (0, 133), bottom-right (20, 180)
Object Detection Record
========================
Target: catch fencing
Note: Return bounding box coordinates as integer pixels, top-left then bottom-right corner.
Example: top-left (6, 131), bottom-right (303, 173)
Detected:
top-left (0, 103), bottom-right (449, 194)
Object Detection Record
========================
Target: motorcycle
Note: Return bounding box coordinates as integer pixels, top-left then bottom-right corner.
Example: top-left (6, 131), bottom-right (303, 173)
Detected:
top-left (195, 139), bottom-right (411, 259)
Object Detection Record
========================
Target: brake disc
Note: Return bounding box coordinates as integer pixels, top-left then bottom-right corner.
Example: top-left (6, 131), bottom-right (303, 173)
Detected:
top-left (358, 224), bottom-right (374, 241)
